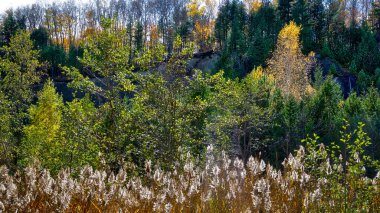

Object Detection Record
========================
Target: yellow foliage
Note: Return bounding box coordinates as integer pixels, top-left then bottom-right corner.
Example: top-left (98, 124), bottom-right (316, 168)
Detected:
top-left (245, 0), bottom-right (262, 12)
top-left (249, 66), bottom-right (264, 80)
top-left (194, 20), bottom-right (214, 51)
top-left (187, 0), bottom-right (206, 18)
top-left (248, 66), bottom-right (276, 86)
top-left (306, 84), bottom-right (315, 95)
top-left (267, 21), bottom-right (313, 99)
top-left (277, 21), bottom-right (301, 53)
top-left (195, 21), bottom-right (214, 40)
top-left (25, 81), bottom-right (62, 144)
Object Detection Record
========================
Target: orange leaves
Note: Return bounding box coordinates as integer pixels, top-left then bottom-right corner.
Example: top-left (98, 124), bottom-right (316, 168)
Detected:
top-left (194, 21), bottom-right (214, 41)
top-left (194, 20), bottom-right (214, 51)
top-left (149, 25), bottom-right (160, 46)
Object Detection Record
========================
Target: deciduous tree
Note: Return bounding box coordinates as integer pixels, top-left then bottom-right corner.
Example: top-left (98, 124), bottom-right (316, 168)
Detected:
top-left (267, 21), bottom-right (312, 99)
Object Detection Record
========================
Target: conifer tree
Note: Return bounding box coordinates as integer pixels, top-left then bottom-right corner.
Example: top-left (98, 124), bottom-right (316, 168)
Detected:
top-left (0, 10), bottom-right (19, 46)
top-left (352, 25), bottom-right (380, 74)
top-left (278, 0), bottom-right (294, 23)
top-left (246, 4), bottom-right (278, 70)
top-left (307, 76), bottom-right (343, 144)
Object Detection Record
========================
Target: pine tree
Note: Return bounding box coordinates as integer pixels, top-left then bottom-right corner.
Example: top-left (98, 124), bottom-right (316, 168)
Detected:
top-left (215, 0), bottom-right (248, 78)
top-left (371, 1), bottom-right (380, 40)
top-left (246, 4), bottom-right (278, 70)
top-left (307, 0), bottom-right (324, 48)
top-left (134, 21), bottom-right (144, 52)
top-left (215, 1), bottom-right (231, 48)
top-left (291, 0), bottom-right (313, 53)
top-left (357, 70), bottom-right (370, 94)
top-left (307, 76), bottom-right (343, 144)
top-left (278, 0), bottom-right (294, 23)
top-left (353, 25), bottom-right (380, 75)
top-left (30, 27), bottom-right (49, 49)
top-left (0, 10), bottom-right (19, 46)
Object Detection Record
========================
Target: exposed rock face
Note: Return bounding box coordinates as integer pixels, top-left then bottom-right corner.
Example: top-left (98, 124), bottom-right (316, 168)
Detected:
top-left (315, 55), bottom-right (356, 98)
top-left (188, 51), bottom-right (220, 74)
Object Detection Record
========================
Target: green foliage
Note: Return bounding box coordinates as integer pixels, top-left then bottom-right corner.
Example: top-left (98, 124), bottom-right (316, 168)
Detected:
top-left (301, 122), bottom-right (379, 212)
top-left (291, 0), bottom-right (325, 53)
top-left (206, 68), bottom-right (276, 160)
top-left (135, 43), bottom-right (166, 71)
top-left (278, 0), bottom-right (294, 23)
top-left (352, 25), bottom-right (380, 75)
top-left (246, 5), bottom-right (278, 70)
top-left (0, 30), bottom-right (42, 168)
top-left (328, 63), bottom-right (337, 76)
top-left (1, 0), bottom-right (380, 189)
top-left (65, 18), bottom-right (135, 99)
top-left (291, 0), bottom-right (312, 53)
top-left (67, 45), bottom-right (84, 69)
top-left (61, 95), bottom-right (101, 173)
top-left (342, 88), bottom-right (380, 159)
top-left (215, 0), bottom-right (248, 78)
top-left (40, 44), bottom-right (66, 76)
top-left (127, 37), bottom-right (203, 169)
top-left (0, 30), bottom-right (41, 105)
top-left (305, 0), bottom-right (325, 50)
top-left (0, 10), bottom-right (21, 46)
top-left (30, 27), bottom-right (49, 49)
top-left (357, 70), bottom-right (370, 94)
top-left (0, 91), bottom-right (13, 167)
top-left (134, 22), bottom-right (144, 52)
top-left (321, 41), bottom-right (332, 58)
top-left (313, 65), bottom-right (324, 89)
top-left (375, 68), bottom-right (380, 90)
top-left (19, 81), bottom-right (64, 173)
top-left (306, 76), bottom-right (343, 144)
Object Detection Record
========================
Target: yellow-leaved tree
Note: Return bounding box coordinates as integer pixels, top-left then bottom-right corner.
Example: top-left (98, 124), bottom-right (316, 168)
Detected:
top-left (187, 0), bottom-right (215, 52)
top-left (244, 0), bottom-right (263, 12)
top-left (20, 81), bottom-right (64, 172)
top-left (267, 21), bottom-right (314, 99)
top-left (187, 0), bottom-right (206, 18)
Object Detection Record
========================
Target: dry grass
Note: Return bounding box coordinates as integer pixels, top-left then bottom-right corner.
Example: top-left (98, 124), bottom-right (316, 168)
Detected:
top-left (1, 145), bottom-right (380, 212)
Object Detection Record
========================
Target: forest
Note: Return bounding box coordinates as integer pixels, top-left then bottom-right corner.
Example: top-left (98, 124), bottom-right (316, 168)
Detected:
top-left (0, 0), bottom-right (380, 211)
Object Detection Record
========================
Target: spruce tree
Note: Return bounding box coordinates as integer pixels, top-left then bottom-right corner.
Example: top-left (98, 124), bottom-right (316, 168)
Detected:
top-left (0, 10), bottom-right (19, 46)
top-left (278, 0), bottom-right (294, 23)
top-left (353, 25), bottom-right (380, 75)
